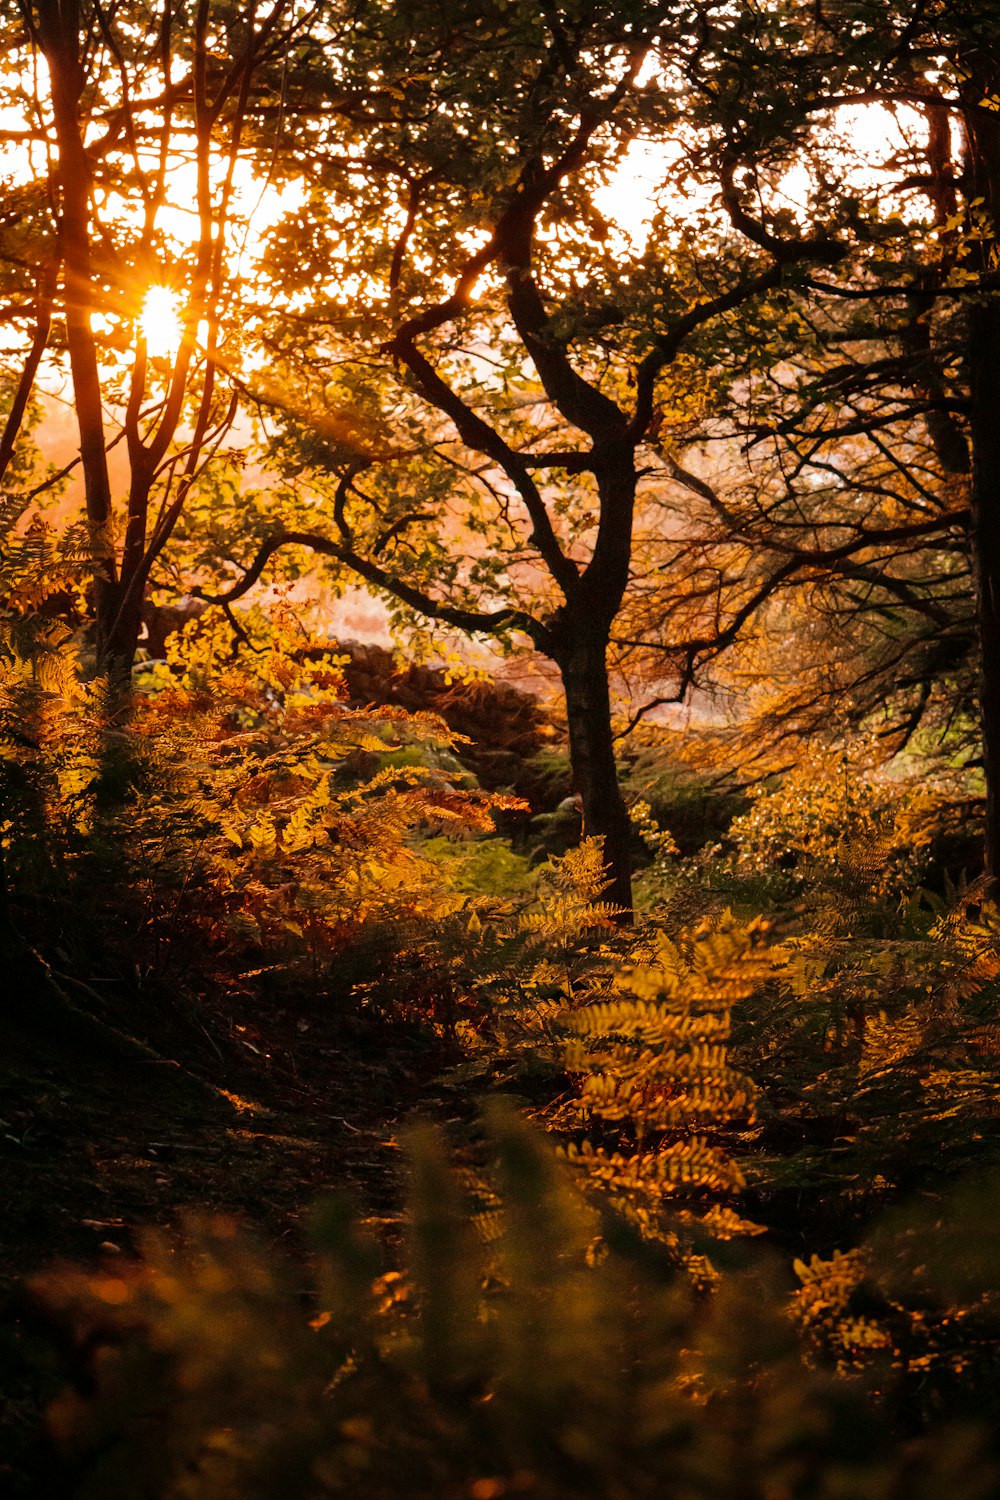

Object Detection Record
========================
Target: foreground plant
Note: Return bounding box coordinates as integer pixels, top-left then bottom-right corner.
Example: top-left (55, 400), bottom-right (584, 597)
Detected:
top-left (34, 1108), bottom-right (1000, 1500)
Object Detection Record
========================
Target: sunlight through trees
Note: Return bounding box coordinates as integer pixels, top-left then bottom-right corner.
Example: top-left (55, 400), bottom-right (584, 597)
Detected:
top-left (3, 7), bottom-right (1000, 1493)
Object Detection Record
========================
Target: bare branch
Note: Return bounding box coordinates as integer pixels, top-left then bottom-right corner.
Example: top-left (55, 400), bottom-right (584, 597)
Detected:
top-left (0, 257), bottom-right (58, 485)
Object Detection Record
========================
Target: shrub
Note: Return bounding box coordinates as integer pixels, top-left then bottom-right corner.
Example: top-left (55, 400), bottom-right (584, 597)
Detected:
top-left (727, 746), bottom-right (951, 897)
top-left (1, 602), bottom-right (522, 1006)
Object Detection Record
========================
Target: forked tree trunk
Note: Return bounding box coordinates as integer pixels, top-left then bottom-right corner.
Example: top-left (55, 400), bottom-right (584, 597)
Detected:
top-left (555, 633), bottom-right (634, 918)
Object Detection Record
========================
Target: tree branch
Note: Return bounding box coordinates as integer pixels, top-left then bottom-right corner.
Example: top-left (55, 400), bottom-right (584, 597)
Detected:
top-left (195, 529), bottom-right (548, 646)
top-left (0, 257), bottom-right (58, 485)
top-left (389, 338), bottom-right (580, 597)
top-left (629, 265), bottom-right (784, 440)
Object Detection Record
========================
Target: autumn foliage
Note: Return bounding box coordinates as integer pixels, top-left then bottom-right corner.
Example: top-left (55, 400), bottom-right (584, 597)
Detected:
top-left (5, 0), bottom-right (1000, 1495)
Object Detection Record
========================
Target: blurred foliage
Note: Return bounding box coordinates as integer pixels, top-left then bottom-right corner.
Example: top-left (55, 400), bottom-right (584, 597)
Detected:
top-left (32, 1109), bottom-right (1000, 1500)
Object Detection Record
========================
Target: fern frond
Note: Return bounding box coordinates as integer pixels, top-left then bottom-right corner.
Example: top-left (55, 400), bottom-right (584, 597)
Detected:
top-left (580, 1072), bottom-right (757, 1129)
top-left (565, 1000), bottom-right (732, 1043)
top-left (562, 1136), bottom-right (745, 1197)
top-left (558, 911), bottom-right (769, 1243)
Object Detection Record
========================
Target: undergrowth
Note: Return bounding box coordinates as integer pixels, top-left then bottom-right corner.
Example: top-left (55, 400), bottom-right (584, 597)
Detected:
top-left (5, 575), bottom-right (1000, 1497)
top-left (32, 1109), bottom-right (1000, 1499)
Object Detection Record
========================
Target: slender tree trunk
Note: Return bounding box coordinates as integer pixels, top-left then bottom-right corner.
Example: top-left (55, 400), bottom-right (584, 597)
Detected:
top-left (964, 70), bottom-right (1000, 886)
top-left (104, 472), bottom-right (152, 671)
top-left (554, 629), bottom-right (634, 918)
top-left (968, 303), bottom-right (1000, 885)
top-left (36, 0), bottom-right (121, 670)
top-left (101, 590), bottom-right (145, 671)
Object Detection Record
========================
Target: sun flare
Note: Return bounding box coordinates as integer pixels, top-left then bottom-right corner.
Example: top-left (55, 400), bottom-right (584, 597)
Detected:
top-left (140, 285), bottom-right (184, 358)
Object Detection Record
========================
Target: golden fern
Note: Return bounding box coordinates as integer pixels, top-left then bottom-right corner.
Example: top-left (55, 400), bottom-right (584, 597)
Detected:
top-left (562, 1136), bottom-right (745, 1198)
top-left (559, 912), bottom-right (771, 1243)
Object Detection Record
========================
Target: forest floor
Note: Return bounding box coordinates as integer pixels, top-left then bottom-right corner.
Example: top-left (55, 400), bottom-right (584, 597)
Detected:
top-left (0, 982), bottom-right (468, 1495)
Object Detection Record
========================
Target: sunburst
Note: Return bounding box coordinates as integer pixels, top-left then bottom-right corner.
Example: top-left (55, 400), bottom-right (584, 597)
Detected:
top-left (140, 285), bottom-right (184, 359)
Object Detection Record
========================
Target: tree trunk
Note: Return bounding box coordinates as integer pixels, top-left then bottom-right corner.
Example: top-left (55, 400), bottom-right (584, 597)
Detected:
top-left (968, 302), bottom-right (1000, 885)
top-left (964, 70), bottom-right (1000, 887)
top-left (36, 0), bottom-right (121, 670)
top-left (555, 633), bottom-right (633, 919)
top-left (101, 549), bottom-right (147, 676)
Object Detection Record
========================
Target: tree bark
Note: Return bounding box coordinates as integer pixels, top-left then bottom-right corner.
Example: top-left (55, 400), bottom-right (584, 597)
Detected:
top-left (968, 303), bottom-right (1000, 885)
top-left (554, 628), bottom-right (634, 918)
top-left (35, 0), bottom-right (121, 668)
top-left (549, 439), bottom-right (638, 919)
top-left (963, 64), bottom-right (1000, 886)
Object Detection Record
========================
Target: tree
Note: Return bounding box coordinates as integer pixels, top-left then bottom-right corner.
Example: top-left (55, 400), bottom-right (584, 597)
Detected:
top-left (2, 0), bottom-right (305, 675)
top-left (665, 0), bottom-right (1000, 875)
top-left (14, 0), bottom-right (992, 905)
top-left (204, 0), bottom-right (849, 915)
